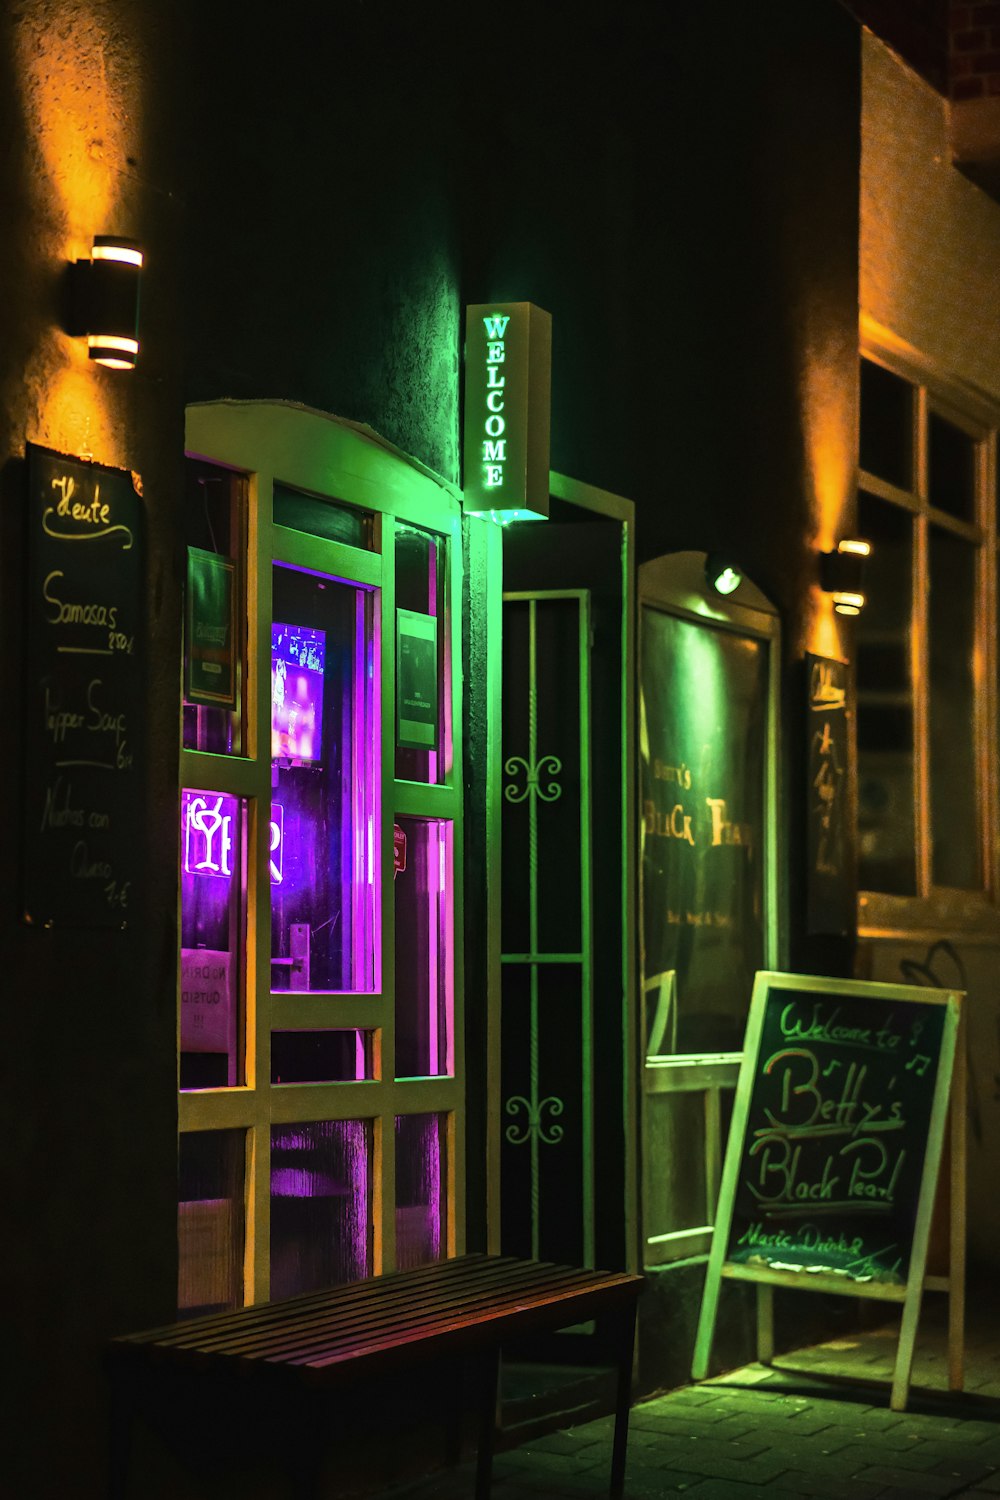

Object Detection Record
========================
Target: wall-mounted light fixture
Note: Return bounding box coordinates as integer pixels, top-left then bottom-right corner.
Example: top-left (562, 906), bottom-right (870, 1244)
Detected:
top-left (820, 538), bottom-right (870, 616)
top-left (65, 236), bottom-right (144, 369)
top-left (705, 553), bottom-right (743, 596)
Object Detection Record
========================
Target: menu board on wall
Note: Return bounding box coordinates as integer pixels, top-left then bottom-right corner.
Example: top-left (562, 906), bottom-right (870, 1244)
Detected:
top-left (693, 970), bottom-right (964, 1409)
top-left (640, 605), bottom-right (767, 1054)
top-left (806, 653), bottom-right (854, 935)
top-left (23, 445), bottom-right (144, 928)
top-left (396, 608), bottom-right (438, 750)
top-left (185, 546), bottom-right (236, 708)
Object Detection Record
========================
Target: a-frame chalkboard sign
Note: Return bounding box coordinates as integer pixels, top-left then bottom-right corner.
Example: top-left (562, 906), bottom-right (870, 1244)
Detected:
top-left (692, 971), bottom-right (965, 1411)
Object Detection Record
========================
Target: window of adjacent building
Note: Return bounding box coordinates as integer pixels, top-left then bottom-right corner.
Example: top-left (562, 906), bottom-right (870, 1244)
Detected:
top-left (857, 354), bottom-right (992, 912)
top-left (178, 405), bottom-right (463, 1309)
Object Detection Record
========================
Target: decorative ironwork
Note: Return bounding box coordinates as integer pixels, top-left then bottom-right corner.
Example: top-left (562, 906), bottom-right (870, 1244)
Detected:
top-left (504, 1094), bottom-right (565, 1147)
top-left (504, 754), bottom-right (563, 805)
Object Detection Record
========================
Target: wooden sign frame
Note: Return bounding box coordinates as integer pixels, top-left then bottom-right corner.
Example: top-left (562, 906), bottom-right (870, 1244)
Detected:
top-left (692, 970), bottom-right (965, 1411)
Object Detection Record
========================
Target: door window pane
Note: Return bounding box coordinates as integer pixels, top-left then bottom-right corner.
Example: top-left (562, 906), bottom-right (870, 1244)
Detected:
top-left (178, 1129), bottom-right (245, 1316)
top-left (271, 1029), bottom-right (374, 1084)
top-left (394, 816), bottom-right (453, 1078)
top-left (929, 527), bottom-right (980, 888)
top-left (183, 460), bottom-right (246, 755)
top-left (271, 565), bottom-right (377, 993)
top-left (273, 482), bottom-right (375, 549)
top-left (270, 1119), bottom-right (372, 1298)
top-left (395, 1113), bottom-right (447, 1270)
top-left (395, 525), bottom-right (447, 784)
top-left (856, 496), bottom-right (917, 895)
top-left (180, 788), bottom-right (247, 1089)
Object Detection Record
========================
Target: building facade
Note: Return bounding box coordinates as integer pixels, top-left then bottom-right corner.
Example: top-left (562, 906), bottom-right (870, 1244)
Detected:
top-left (3, 2), bottom-right (1000, 1495)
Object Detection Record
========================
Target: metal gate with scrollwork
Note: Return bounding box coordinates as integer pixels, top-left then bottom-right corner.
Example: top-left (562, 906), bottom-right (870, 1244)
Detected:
top-left (500, 589), bottom-right (594, 1268)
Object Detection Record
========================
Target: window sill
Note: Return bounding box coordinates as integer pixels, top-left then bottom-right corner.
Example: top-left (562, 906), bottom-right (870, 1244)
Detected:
top-left (858, 887), bottom-right (1000, 942)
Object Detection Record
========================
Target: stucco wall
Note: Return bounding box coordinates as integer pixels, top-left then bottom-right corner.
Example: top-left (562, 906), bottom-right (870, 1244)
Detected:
top-left (0, 7), bottom-right (185, 1498)
top-left (861, 29), bottom-right (1000, 396)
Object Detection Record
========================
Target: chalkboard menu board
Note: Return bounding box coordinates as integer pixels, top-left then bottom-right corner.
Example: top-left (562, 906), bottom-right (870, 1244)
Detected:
top-left (23, 445), bottom-right (144, 928)
top-left (727, 979), bottom-right (950, 1286)
top-left (806, 654), bottom-right (854, 935)
top-left (694, 971), bottom-right (962, 1403)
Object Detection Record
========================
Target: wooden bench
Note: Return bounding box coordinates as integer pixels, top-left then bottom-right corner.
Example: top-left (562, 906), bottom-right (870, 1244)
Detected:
top-left (107, 1253), bottom-right (643, 1499)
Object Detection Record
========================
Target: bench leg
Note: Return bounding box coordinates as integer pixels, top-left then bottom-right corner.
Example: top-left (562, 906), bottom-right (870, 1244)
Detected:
top-left (610, 1302), bottom-right (637, 1500)
top-left (475, 1348), bottom-right (500, 1500)
top-left (107, 1371), bottom-right (133, 1500)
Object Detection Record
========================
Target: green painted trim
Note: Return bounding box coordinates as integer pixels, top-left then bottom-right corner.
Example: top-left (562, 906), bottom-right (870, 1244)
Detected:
top-left (501, 952), bottom-right (584, 964)
top-left (483, 518), bottom-right (505, 1254)
top-left (578, 591), bottom-right (595, 1269)
top-left (271, 524), bottom-right (382, 588)
top-left (186, 400), bottom-right (460, 525)
top-left (550, 469), bottom-right (636, 524)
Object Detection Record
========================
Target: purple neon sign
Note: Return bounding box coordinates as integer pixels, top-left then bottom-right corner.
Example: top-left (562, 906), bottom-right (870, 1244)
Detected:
top-left (182, 791), bottom-right (284, 884)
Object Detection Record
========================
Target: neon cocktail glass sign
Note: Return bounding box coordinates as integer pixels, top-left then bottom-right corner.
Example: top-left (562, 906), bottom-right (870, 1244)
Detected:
top-left (183, 792), bottom-right (284, 884)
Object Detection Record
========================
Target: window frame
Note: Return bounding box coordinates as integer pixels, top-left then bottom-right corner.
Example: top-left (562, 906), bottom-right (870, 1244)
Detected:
top-left (179, 400), bottom-right (465, 1307)
top-left (858, 322), bottom-right (1000, 939)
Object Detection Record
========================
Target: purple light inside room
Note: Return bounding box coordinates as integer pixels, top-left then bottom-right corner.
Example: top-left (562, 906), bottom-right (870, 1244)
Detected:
top-left (269, 1118), bottom-right (372, 1297)
top-left (271, 622), bottom-right (325, 764)
top-left (395, 1113), bottom-right (445, 1271)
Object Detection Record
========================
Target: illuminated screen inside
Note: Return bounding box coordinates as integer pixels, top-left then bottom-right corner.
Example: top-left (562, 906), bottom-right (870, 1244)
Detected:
top-left (271, 623), bottom-right (325, 764)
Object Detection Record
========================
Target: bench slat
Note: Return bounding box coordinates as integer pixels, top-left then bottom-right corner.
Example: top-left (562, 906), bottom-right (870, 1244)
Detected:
top-left (119, 1252), bottom-right (507, 1347)
top-left (200, 1264), bottom-right (599, 1364)
top-left (109, 1258), bottom-right (640, 1386)
top-left (159, 1257), bottom-right (553, 1355)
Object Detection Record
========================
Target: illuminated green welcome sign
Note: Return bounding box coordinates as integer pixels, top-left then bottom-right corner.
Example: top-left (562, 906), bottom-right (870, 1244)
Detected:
top-left (463, 301), bottom-right (552, 524)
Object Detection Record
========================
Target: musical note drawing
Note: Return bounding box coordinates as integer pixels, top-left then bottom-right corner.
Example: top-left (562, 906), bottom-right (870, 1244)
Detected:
top-left (905, 1053), bottom-right (932, 1077)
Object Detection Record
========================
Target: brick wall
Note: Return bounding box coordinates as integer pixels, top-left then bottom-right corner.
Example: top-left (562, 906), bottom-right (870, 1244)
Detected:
top-left (842, 0), bottom-right (950, 91)
top-left (950, 3), bottom-right (1000, 99)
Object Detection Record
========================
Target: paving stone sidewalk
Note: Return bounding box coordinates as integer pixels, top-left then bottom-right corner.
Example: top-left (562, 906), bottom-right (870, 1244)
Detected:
top-left (383, 1308), bottom-right (1000, 1499)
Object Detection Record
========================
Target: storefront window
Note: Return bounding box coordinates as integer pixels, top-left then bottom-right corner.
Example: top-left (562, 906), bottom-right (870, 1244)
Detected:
top-left (395, 1113), bottom-right (447, 1270)
top-left (182, 460), bottom-right (247, 756)
top-left (395, 524), bottom-right (448, 785)
top-left (637, 553), bottom-right (778, 1268)
top-left (178, 1130), bottom-right (246, 1316)
top-left (270, 564), bottom-right (376, 993)
top-left (270, 1119), bottom-right (372, 1299)
top-left (179, 403), bottom-right (465, 1308)
top-left (394, 816), bottom-right (453, 1078)
top-left (639, 607), bottom-right (767, 1055)
top-left (179, 788), bottom-right (247, 1089)
top-left (271, 1030), bottom-right (374, 1084)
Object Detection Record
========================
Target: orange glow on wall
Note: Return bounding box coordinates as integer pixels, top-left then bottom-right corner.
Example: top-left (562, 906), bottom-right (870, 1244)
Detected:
top-left (799, 340), bottom-right (858, 661)
top-left (14, 6), bottom-right (142, 466)
top-left (15, 8), bottom-right (138, 251)
top-left (41, 363), bottom-right (120, 463)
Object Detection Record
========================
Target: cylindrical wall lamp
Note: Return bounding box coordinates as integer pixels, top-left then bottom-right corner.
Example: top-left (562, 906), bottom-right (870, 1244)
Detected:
top-left (705, 552), bottom-right (743, 596)
top-left (820, 538), bottom-right (870, 615)
top-left (65, 236), bottom-right (144, 369)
